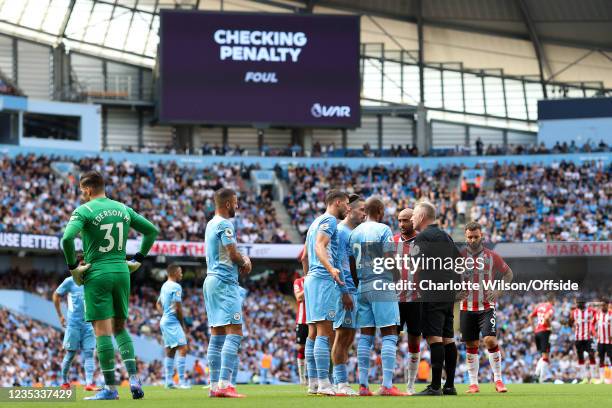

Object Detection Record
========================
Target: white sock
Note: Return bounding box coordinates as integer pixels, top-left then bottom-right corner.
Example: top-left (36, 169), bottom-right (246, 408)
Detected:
top-left (535, 358), bottom-right (542, 376)
top-left (298, 358), bottom-right (306, 382)
top-left (600, 367), bottom-right (605, 380)
top-left (590, 363), bottom-right (598, 380)
top-left (406, 351), bottom-right (420, 390)
top-left (487, 349), bottom-right (503, 382)
top-left (540, 360), bottom-right (548, 383)
top-left (466, 352), bottom-right (479, 385)
top-left (218, 379), bottom-right (230, 389)
top-left (308, 376), bottom-right (318, 388)
top-left (578, 363), bottom-right (586, 380)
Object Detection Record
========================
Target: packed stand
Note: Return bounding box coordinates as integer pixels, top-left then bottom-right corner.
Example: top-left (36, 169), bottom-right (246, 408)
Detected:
top-left (0, 154), bottom-right (290, 243)
top-left (470, 160), bottom-right (611, 242)
top-left (118, 139), bottom-right (609, 158)
top-left (282, 164), bottom-right (462, 237)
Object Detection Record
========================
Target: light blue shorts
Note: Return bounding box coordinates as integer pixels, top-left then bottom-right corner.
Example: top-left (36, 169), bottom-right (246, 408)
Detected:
top-left (203, 275), bottom-right (243, 327)
top-left (334, 292), bottom-right (358, 329)
top-left (304, 275), bottom-right (340, 323)
top-left (356, 294), bottom-right (400, 328)
top-left (160, 320), bottom-right (187, 348)
top-left (63, 323), bottom-right (95, 351)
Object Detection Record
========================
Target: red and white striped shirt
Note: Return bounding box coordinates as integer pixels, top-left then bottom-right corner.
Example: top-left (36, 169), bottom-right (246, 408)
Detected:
top-left (594, 310), bottom-right (612, 344)
top-left (572, 307), bottom-right (596, 341)
top-left (460, 247), bottom-right (509, 311)
top-left (294, 277), bottom-right (307, 325)
top-left (393, 233), bottom-right (417, 302)
top-left (531, 302), bottom-right (554, 333)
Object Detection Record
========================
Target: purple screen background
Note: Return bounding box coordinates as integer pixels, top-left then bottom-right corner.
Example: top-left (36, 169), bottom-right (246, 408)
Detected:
top-left (159, 11), bottom-right (360, 127)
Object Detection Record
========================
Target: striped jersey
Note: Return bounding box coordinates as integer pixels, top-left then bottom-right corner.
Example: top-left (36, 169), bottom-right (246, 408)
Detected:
top-left (572, 307), bottom-right (596, 341)
top-left (530, 302), bottom-right (554, 333)
top-left (460, 247), bottom-right (509, 311)
top-left (595, 310), bottom-right (612, 344)
top-left (393, 233), bottom-right (417, 302)
top-left (293, 277), bottom-right (307, 325)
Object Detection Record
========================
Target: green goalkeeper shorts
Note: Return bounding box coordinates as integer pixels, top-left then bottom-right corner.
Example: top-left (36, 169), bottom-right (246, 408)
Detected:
top-left (84, 272), bottom-right (130, 322)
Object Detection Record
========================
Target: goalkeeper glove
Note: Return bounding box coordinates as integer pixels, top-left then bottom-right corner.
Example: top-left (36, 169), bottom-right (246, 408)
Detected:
top-left (127, 252), bottom-right (145, 273)
top-left (68, 263), bottom-right (90, 286)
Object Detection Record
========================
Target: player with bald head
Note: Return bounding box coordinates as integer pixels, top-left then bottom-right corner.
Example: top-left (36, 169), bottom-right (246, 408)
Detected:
top-left (349, 197), bottom-right (405, 396)
top-left (393, 208), bottom-right (421, 394)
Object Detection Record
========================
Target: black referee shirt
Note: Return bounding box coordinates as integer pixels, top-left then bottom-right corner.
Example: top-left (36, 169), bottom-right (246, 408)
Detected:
top-left (413, 223), bottom-right (462, 302)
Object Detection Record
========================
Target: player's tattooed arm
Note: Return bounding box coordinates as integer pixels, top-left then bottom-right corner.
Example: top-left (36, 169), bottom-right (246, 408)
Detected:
top-left (226, 243), bottom-right (252, 274)
top-left (349, 255), bottom-right (358, 287)
top-left (314, 232), bottom-right (343, 285)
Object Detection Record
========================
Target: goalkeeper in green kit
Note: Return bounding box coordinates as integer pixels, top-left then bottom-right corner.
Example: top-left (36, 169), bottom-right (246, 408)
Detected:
top-left (61, 171), bottom-right (159, 401)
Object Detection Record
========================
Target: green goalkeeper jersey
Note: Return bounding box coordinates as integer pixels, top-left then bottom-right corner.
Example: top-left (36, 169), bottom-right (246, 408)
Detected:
top-left (61, 197), bottom-right (158, 278)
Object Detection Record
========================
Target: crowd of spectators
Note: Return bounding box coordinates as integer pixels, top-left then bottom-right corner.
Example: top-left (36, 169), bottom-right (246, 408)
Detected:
top-left (283, 164), bottom-right (462, 238)
top-left (0, 154), bottom-right (290, 243)
top-left (471, 160), bottom-right (611, 242)
top-left (281, 158), bottom-right (610, 243)
top-left (2, 152), bottom-right (610, 244)
top-left (117, 139), bottom-right (609, 159)
top-left (1, 270), bottom-right (608, 386)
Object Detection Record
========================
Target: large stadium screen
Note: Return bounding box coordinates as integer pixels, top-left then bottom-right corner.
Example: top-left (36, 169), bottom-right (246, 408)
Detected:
top-left (158, 11), bottom-right (361, 127)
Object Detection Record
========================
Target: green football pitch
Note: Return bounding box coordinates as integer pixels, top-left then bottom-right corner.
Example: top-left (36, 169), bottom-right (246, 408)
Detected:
top-left (3, 384), bottom-right (612, 408)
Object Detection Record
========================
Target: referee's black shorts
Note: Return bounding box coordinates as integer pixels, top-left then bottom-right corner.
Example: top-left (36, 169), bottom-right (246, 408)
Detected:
top-left (420, 302), bottom-right (454, 338)
top-left (399, 302), bottom-right (422, 336)
top-left (535, 331), bottom-right (551, 353)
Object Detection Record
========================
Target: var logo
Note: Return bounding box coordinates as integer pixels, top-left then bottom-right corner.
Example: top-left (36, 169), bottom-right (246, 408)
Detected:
top-left (310, 103), bottom-right (351, 118)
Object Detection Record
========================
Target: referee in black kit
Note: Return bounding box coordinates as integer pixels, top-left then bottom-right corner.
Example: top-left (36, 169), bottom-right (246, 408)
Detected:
top-left (411, 201), bottom-right (461, 396)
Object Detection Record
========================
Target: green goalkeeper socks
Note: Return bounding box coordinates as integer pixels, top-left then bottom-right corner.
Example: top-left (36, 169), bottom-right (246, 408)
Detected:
top-left (115, 329), bottom-right (137, 376)
top-left (96, 335), bottom-right (116, 386)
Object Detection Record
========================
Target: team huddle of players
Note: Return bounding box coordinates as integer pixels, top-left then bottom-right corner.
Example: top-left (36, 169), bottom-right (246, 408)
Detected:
top-left (53, 172), bottom-right (612, 399)
top-left (291, 190), bottom-right (612, 396)
top-left (292, 191), bottom-right (511, 396)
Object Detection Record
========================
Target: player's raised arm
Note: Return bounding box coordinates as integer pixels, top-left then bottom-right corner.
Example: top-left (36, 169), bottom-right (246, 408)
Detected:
top-left (126, 207), bottom-right (160, 272)
top-left (61, 210), bottom-right (90, 285)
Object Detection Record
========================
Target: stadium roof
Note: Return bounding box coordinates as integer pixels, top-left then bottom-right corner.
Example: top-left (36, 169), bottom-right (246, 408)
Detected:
top-left (0, 0), bottom-right (611, 71)
top-left (317, 0), bottom-right (612, 51)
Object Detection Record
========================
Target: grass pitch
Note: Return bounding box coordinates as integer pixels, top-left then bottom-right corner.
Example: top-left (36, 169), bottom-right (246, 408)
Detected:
top-left (4, 384), bottom-right (612, 408)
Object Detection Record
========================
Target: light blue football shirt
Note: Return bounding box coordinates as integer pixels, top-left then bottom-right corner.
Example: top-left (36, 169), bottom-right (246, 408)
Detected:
top-left (337, 222), bottom-right (356, 294)
top-left (205, 214), bottom-right (239, 284)
top-left (159, 280), bottom-right (182, 325)
top-left (305, 213), bottom-right (339, 280)
top-left (349, 220), bottom-right (394, 284)
top-left (55, 277), bottom-right (85, 326)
